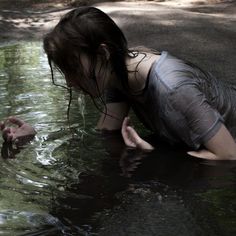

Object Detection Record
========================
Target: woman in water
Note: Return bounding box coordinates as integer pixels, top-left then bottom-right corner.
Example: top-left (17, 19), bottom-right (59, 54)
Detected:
top-left (1, 7), bottom-right (236, 160)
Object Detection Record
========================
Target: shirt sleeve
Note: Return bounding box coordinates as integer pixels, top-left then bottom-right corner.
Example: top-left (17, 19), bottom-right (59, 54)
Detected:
top-left (164, 85), bottom-right (223, 149)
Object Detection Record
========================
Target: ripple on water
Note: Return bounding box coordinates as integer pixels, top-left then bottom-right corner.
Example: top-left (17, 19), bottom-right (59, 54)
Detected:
top-left (0, 41), bottom-right (236, 236)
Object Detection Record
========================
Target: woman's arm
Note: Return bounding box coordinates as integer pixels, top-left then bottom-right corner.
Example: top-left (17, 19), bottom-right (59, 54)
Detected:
top-left (96, 102), bottom-right (130, 131)
top-left (188, 124), bottom-right (236, 160)
top-left (121, 118), bottom-right (236, 160)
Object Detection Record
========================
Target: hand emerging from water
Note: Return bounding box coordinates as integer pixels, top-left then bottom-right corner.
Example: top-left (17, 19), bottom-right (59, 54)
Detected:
top-left (0, 117), bottom-right (36, 145)
top-left (121, 117), bottom-right (154, 151)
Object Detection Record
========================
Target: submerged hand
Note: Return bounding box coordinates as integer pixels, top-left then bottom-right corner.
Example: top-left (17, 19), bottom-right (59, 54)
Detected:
top-left (0, 117), bottom-right (36, 145)
top-left (121, 117), bottom-right (154, 150)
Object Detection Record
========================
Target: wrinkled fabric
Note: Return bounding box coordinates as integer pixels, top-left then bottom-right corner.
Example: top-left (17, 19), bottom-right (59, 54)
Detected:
top-left (106, 51), bottom-right (236, 149)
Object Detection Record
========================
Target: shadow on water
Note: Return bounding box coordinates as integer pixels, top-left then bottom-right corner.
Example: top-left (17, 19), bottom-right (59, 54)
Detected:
top-left (0, 42), bottom-right (235, 236)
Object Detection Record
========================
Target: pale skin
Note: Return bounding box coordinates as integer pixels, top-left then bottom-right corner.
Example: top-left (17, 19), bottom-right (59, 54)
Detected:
top-left (1, 44), bottom-right (236, 160)
top-left (96, 45), bottom-right (236, 161)
top-left (0, 117), bottom-right (36, 144)
top-left (98, 103), bottom-right (236, 160)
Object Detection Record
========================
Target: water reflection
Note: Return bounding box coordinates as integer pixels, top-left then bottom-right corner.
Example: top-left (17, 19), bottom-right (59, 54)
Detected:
top-left (0, 41), bottom-right (89, 235)
top-left (0, 42), bottom-right (235, 236)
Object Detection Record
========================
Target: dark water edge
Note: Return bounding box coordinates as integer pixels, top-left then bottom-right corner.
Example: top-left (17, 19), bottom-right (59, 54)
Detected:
top-left (0, 41), bottom-right (235, 236)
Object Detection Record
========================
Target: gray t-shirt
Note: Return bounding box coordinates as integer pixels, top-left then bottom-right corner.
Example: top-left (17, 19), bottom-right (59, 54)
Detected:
top-left (106, 51), bottom-right (236, 150)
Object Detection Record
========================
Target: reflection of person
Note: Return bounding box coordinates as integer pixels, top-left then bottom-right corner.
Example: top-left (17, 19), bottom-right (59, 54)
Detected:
top-left (1, 7), bottom-right (236, 160)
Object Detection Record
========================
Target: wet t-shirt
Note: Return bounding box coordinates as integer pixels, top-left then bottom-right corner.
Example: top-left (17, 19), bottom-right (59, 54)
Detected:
top-left (106, 51), bottom-right (236, 150)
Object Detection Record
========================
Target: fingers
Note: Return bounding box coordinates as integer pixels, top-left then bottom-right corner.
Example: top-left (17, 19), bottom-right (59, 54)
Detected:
top-left (187, 150), bottom-right (217, 160)
top-left (2, 127), bottom-right (13, 142)
top-left (126, 126), bottom-right (141, 144)
top-left (1, 117), bottom-right (25, 143)
top-left (123, 116), bottom-right (130, 126)
top-left (121, 116), bottom-right (130, 141)
top-left (121, 117), bottom-right (141, 148)
top-left (121, 117), bottom-right (154, 150)
top-left (1, 116), bottom-right (24, 130)
top-left (121, 117), bottom-right (129, 133)
top-left (7, 116), bottom-right (25, 127)
top-left (0, 121), bottom-right (5, 130)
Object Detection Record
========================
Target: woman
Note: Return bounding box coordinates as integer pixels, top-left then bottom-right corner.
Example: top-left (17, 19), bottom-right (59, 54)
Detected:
top-left (1, 7), bottom-right (236, 160)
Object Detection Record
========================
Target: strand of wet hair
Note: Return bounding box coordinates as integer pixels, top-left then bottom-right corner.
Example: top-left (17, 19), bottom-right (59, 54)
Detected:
top-left (49, 58), bottom-right (73, 130)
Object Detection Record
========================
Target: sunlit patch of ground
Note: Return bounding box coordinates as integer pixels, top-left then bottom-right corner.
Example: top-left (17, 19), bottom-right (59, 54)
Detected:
top-left (156, 0), bottom-right (232, 7)
top-left (0, 0), bottom-right (235, 41)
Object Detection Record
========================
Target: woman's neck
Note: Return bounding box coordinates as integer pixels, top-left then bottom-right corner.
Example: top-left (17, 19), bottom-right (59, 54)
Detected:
top-left (126, 52), bottom-right (160, 93)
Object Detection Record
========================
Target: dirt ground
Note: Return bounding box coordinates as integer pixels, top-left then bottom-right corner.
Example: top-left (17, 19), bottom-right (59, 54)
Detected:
top-left (0, 0), bottom-right (234, 41)
top-left (0, 0), bottom-right (235, 81)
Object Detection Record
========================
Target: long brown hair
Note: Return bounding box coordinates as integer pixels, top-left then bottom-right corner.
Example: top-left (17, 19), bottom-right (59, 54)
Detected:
top-left (43, 6), bottom-right (132, 96)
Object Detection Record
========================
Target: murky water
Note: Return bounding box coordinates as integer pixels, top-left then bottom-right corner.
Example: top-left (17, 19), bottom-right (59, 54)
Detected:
top-left (0, 42), bottom-right (235, 236)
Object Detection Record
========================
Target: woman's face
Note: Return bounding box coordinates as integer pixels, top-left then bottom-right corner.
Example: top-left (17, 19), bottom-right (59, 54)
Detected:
top-left (64, 53), bottom-right (111, 97)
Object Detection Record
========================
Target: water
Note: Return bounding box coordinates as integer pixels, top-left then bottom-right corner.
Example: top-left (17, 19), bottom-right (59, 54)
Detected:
top-left (0, 42), bottom-right (235, 236)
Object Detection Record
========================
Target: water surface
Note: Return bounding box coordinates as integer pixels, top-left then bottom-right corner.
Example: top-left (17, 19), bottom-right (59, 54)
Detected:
top-left (0, 42), bottom-right (235, 236)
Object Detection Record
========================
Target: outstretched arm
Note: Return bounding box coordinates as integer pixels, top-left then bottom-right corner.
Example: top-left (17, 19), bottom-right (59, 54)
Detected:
top-left (188, 124), bottom-right (236, 160)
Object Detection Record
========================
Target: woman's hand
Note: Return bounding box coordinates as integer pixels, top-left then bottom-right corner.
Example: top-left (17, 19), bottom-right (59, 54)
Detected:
top-left (0, 117), bottom-right (36, 145)
top-left (121, 117), bottom-right (154, 150)
top-left (187, 149), bottom-right (218, 160)
top-left (188, 125), bottom-right (236, 161)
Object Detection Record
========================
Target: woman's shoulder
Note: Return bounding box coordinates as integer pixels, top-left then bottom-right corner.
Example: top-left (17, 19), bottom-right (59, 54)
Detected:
top-left (152, 52), bottom-right (206, 91)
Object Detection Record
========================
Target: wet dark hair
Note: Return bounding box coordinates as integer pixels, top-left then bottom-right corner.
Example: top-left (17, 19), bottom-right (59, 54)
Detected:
top-left (43, 6), bottom-right (132, 96)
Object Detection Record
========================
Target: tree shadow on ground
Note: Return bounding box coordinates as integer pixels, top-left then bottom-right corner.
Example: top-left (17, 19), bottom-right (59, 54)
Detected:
top-left (0, 0), bottom-right (235, 82)
top-left (107, 3), bottom-right (235, 82)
